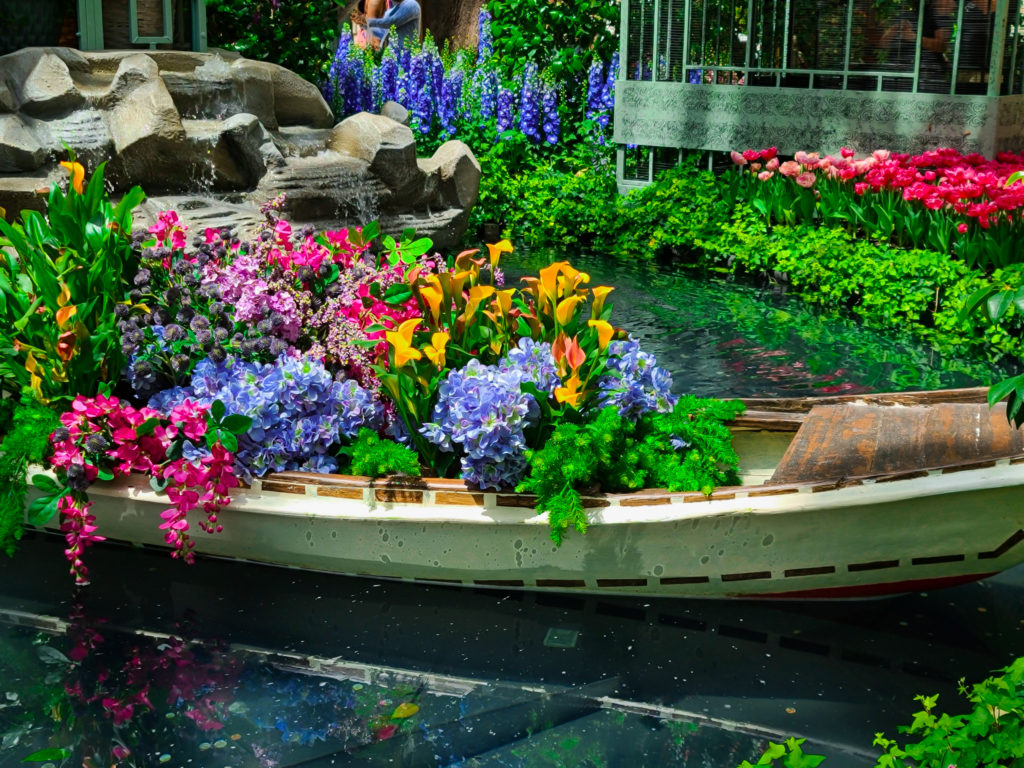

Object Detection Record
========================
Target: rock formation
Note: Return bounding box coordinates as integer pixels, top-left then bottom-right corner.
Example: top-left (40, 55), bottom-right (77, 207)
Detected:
top-left (0, 47), bottom-right (480, 247)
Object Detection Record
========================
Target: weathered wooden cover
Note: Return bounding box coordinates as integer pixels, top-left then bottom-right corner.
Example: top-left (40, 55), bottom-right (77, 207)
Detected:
top-left (769, 403), bottom-right (1024, 484)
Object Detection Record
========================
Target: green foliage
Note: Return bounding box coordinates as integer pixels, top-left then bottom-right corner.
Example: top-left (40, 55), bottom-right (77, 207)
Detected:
top-left (0, 398), bottom-right (60, 556)
top-left (738, 738), bottom-right (826, 768)
top-left (0, 162), bottom-right (144, 402)
top-left (206, 0), bottom-right (340, 85)
top-left (344, 428), bottom-right (421, 478)
top-left (739, 656), bottom-right (1024, 768)
top-left (518, 399), bottom-right (745, 544)
top-left (486, 0), bottom-right (620, 79)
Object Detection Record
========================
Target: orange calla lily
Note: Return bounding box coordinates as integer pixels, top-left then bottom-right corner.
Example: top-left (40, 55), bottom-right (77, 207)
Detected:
top-left (486, 239), bottom-right (513, 270)
top-left (591, 286), bottom-right (614, 319)
top-left (423, 331), bottom-right (449, 369)
top-left (555, 374), bottom-right (585, 408)
top-left (385, 318), bottom-right (422, 367)
top-left (55, 304), bottom-right (77, 330)
top-left (588, 319), bottom-right (614, 350)
top-left (555, 295), bottom-right (584, 326)
top-left (60, 161), bottom-right (85, 194)
top-left (552, 333), bottom-right (586, 376)
top-left (56, 330), bottom-right (77, 363)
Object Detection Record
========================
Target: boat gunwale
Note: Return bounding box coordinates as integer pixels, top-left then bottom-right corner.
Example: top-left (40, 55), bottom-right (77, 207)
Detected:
top-left (220, 388), bottom-right (1016, 508)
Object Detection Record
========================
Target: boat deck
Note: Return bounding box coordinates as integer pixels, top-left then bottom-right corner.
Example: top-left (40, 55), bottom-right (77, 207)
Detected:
top-left (769, 402), bottom-right (1024, 485)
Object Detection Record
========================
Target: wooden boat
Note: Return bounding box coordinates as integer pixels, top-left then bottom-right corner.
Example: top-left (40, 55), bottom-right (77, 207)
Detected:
top-left (32, 387), bottom-right (1024, 599)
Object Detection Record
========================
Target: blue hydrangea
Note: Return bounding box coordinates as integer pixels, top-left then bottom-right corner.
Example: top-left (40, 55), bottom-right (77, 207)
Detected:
top-left (420, 359), bottom-right (539, 490)
top-left (498, 338), bottom-right (559, 394)
top-left (149, 355), bottom-right (384, 480)
top-left (597, 340), bottom-right (678, 421)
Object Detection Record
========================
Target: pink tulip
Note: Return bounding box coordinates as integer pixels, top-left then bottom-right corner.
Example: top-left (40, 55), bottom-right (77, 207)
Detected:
top-left (758, 170), bottom-right (774, 181)
top-left (795, 172), bottom-right (816, 188)
top-left (730, 150), bottom-right (747, 166)
top-left (779, 161), bottom-right (801, 177)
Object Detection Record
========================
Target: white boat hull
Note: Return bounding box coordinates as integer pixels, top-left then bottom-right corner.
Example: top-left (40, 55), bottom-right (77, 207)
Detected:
top-left (39, 457), bottom-right (1024, 599)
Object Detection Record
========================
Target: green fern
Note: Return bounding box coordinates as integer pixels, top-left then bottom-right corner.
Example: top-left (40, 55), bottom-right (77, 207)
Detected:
top-left (346, 428), bottom-right (421, 478)
top-left (519, 398), bottom-right (745, 545)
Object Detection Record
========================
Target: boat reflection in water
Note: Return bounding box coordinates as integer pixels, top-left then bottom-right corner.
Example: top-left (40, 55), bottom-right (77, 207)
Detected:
top-left (2, 535), bottom-right (1022, 768)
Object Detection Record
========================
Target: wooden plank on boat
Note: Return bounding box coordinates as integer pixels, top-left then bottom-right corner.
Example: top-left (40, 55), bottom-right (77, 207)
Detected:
top-left (742, 387), bottom-right (989, 414)
top-left (730, 409), bottom-right (805, 432)
top-left (768, 402), bottom-right (1024, 485)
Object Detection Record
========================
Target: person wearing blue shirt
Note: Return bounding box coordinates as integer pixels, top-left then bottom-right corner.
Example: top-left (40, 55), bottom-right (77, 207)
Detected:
top-left (352, 0), bottom-right (421, 51)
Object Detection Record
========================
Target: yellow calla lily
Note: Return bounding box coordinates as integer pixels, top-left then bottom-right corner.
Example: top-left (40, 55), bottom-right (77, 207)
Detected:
top-left (385, 319), bottom-right (422, 367)
top-left (419, 284), bottom-right (444, 324)
top-left (60, 161), bottom-right (85, 195)
top-left (591, 286), bottom-right (614, 319)
top-left (555, 295), bottom-right (585, 326)
top-left (486, 239), bottom-right (513, 270)
top-left (392, 702), bottom-right (419, 719)
top-left (588, 319), bottom-right (614, 350)
top-left (423, 331), bottom-right (449, 369)
top-left (464, 284), bottom-right (495, 319)
top-left (55, 304), bottom-right (77, 330)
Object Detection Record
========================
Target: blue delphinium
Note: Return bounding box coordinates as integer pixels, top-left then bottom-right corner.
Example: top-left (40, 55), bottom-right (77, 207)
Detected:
top-left (585, 59), bottom-right (604, 119)
top-left (477, 8), bottom-right (493, 60)
top-left (420, 359), bottom-right (539, 490)
top-left (322, 29), bottom-right (352, 107)
top-left (602, 52), bottom-right (618, 110)
top-left (495, 86), bottom-right (515, 138)
top-left (597, 340), bottom-right (677, 421)
top-left (409, 49), bottom-right (433, 133)
top-left (518, 62), bottom-right (541, 143)
top-left (376, 50), bottom-right (399, 104)
top-left (150, 355), bottom-right (384, 480)
top-left (541, 82), bottom-right (559, 146)
top-left (438, 69), bottom-right (464, 137)
top-left (476, 67), bottom-right (499, 121)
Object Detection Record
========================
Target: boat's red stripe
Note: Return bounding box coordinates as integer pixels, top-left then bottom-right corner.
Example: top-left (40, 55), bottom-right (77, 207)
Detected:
top-left (742, 572), bottom-right (997, 599)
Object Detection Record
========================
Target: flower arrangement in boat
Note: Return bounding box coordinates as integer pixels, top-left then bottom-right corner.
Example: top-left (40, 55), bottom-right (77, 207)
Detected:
top-left (0, 164), bottom-right (743, 581)
top-left (727, 146), bottom-right (1024, 270)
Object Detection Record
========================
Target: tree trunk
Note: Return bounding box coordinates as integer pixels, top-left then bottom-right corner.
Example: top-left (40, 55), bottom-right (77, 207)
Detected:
top-left (421, 0), bottom-right (481, 49)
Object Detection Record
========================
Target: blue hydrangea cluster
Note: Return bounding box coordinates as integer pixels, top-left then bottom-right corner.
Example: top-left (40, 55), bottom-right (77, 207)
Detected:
top-left (150, 355), bottom-right (384, 480)
top-left (518, 63), bottom-right (541, 143)
top-left (597, 340), bottom-right (678, 421)
top-left (500, 338), bottom-right (559, 394)
top-left (420, 359), bottom-right (539, 490)
top-left (541, 83), bottom-right (559, 145)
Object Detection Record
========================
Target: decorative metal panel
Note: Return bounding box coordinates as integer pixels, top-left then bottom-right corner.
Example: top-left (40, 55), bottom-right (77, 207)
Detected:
top-left (613, 81), bottom-right (1001, 156)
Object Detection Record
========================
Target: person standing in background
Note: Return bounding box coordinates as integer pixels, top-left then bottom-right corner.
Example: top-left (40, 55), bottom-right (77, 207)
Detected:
top-left (352, 0), bottom-right (421, 51)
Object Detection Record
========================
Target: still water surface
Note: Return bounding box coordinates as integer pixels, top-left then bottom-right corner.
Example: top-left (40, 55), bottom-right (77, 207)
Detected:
top-left (1, 256), bottom-right (1020, 767)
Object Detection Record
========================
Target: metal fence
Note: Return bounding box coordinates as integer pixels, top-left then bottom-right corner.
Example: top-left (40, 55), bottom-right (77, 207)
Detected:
top-left (623, 0), bottom-right (1023, 96)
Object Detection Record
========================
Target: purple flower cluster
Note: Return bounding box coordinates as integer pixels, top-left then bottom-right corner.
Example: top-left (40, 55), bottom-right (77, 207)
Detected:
top-left (408, 49), bottom-right (433, 133)
top-left (476, 67), bottom-right (499, 121)
top-left (501, 338), bottom-right (559, 394)
top-left (597, 340), bottom-right (677, 421)
top-left (438, 68), bottom-right (463, 137)
top-left (151, 355), bottom-right (384, 480)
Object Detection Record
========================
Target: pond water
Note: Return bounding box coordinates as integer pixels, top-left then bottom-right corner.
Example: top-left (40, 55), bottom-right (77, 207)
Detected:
top-left (506, 252), bottom-right (1013, 397)
top-left (2, 254), bottom-right (1021, 767)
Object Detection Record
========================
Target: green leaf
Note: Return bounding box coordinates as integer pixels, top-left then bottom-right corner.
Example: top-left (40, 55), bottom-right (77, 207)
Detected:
top-left (211, 399), bottom-right (226, 422)
top-left (22, 748), bottom-right (71, 762)
top-left (30, 474), bottom-right (60, 494)
top-left (219, 431), bottom-right (239, 453)
top-left (96, 469), bottom-right (114, 482)
top-left (987, 373), bottom-right (1024, 408)
top-left (221, 414), bottom-right (252, 434)
top-left (401, 237), bottom-right (433, 258)
top-left (987, 291), bottom-right (1014, 323)
top-left (136, 417), bottom-right (159, 437)
top-left (383, 284), bottom-right (413, 304)
top-left (26, 494), bottom-right (61, 527)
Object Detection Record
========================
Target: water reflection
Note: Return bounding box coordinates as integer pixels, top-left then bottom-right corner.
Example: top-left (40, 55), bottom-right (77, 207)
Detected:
top-left (2, 536), bottom-right (1022, 767)
top-left (506, 253), bottom-right (1013, 397)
